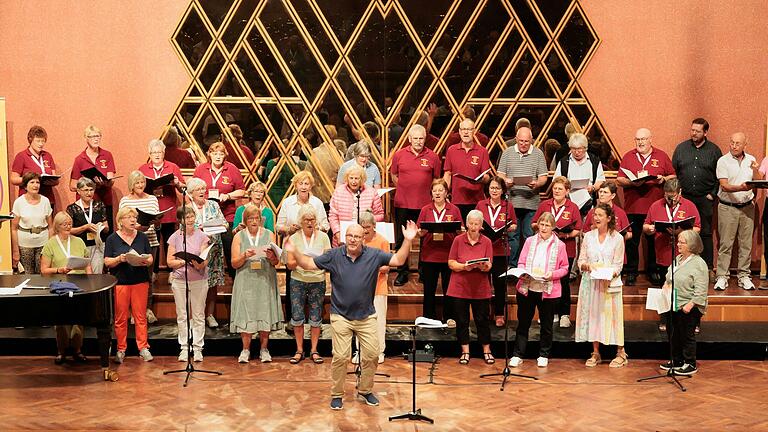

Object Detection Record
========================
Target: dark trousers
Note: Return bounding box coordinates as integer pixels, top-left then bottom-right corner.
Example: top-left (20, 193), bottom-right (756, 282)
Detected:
top-left (491, 255), bottom-right (509, 317)
top-left (687, 194), bottom-right (715, 266)
top-left (514, 291), bottom-right (556, 358)
top-left (394, 207), bottom-right (421, 274)
top-left (421, 261), bottom-right (453, 321)
top-left (668, 308), bottom-right (702, 367)
top-left (453, 297), bottom-right (491, 345)
top-left (557, 257), bottom-right (575, 316)
top-left (457, 204), bottom-right (476, 224)
top-left (509, 208), bottom-right (536, 267)
top-left (625, 213), bottom-right (656, 276)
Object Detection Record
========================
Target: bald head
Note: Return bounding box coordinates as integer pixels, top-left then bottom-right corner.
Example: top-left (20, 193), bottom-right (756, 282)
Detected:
top-left (516, 127), bottom-right (533, 153)
top-left (634, 127), bottom-right (653, 155)
top-left (459, 118), bottom-right (476, 146)
top-left (344, 224), bottom-right (365, 255)
top-left (729, 132), bottom-right (747, 157)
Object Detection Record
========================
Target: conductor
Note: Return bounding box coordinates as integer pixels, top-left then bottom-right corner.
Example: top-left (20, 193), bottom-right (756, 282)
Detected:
top-left (286, 221), bottom-right (418, 411)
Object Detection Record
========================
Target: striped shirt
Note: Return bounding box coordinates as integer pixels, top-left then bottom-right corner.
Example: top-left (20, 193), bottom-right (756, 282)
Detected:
top-left (119, 195), bottom-right (160, 247)
top-left (498, 145), bottom-right (548, 210)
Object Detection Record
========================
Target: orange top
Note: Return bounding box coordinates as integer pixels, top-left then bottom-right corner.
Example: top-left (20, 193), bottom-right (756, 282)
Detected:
top-left (365, 233), bottom-right (391, 296)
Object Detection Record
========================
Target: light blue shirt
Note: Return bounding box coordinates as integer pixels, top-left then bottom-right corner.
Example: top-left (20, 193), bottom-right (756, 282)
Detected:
top-left (336, 159), bottom-right (381, 187)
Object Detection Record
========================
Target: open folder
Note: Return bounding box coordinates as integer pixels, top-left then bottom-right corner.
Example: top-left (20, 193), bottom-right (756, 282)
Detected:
top-left (653, 217), bottom-right (695, 233)
top-left (620, 168), bottom-right (656, 183)
top-left (415, 316), bottom-right (447, 329)
top-left (174, 243), bottom-right (214, 264)
top-left (453, 168), bottom-right (492, 184)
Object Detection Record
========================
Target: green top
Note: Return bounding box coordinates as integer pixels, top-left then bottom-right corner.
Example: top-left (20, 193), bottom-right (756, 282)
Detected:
top-left (664, 254), bottom-right (708, 314)
top-left (233, 204), bottom-right (275, 234)
top-left (41, 235), bottom-right (90, 275)
top-left (288, 230), bottom-right (331, 283)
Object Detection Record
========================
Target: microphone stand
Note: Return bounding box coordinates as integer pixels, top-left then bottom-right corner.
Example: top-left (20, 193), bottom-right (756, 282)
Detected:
top-left (164, 186), bottom-right (222, 386)
top-left (637, 221), bottom-right (687, 392)
top-left (480, 192), bottom-right (537, 390)
top-left (389, 325), bottom-right (433, 424)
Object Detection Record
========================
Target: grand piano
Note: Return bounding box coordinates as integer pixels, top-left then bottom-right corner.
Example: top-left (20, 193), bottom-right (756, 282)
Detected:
top-left (0, 274), bottom-right (117, 380)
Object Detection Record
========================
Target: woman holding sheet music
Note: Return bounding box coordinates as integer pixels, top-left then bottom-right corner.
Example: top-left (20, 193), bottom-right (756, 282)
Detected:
top-left (417, 179), bottom-right (462, 325)
top-left (67, 178), bottom-right (108, 273)
top-left (447, 209), bottom-right (494, 365)
top-left (104, 207), bottom-right (154, 363)
top-left (230, 205), bottom-right (283, 364)
top-left (41, 211), bottom-right (92, 365)
top-left (119, 170), bottom-right (162, 324)
top-left (576, 203), bottom-right (627, 368)
top-left (138, 139), bottom-right (185, 251)
top-left (532, 176), bottom-right (582, 329)
top-left (186, 178), bottom-right (227, 329)
top-left (475, 176), bottom-right (517, 327)
top-left (509, 212), bottom-right (568, 368)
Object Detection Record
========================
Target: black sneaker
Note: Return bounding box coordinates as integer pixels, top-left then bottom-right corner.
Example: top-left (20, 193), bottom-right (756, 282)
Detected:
top-left (358, 392), bottom-right (380, 406)
top-left (394, 272), bottom-right (409, 286)
top-left (659, 361), bottom-right (674, 371)
top-left (330, 397), bottom-right (343, 410)
top-left (674, 363), bottom-right (698, 376)
top-left (625, 274), bottom-right (636, 286)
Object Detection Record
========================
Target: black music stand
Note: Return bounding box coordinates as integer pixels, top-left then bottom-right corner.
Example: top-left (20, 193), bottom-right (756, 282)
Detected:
top-left (164, 187), bottom-right (222, 386)
top-left (637, 218), bottom-right (695, 392)
top-left (389, 324), bottom-right (433, 424)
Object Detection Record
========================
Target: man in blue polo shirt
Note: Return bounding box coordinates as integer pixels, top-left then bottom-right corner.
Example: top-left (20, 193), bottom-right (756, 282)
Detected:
top-left (286, 221), bottom-right (418, 410)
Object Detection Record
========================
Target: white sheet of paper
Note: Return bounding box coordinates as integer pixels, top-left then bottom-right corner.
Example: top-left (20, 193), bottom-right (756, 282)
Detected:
top-left (513, 176), bottom-right (533, 186)
top-left (570, 178), bottom-right (590, 190)
top-left (125, 250), bottom-right (151, 266)
top-left (340, 221), bottom-right (395, 244)
top-left (66, 256), bottom-right (90, 270)
top-left (415, 316), bottom-right (447, 328)
top-left (645, 287), bottom-right (671, 314)
top-left (377, 187), bottom-right (395, 197)
top-left (498, 267), bottom-right (545, 281)
top-left (620, 167), bottom-right (637, 181)
top-left (0, 286), bottom-right (24, 295)
top-left (569, 189), bottom-right (592, 208)
top-left (590, 267), bottom-right (614, 281)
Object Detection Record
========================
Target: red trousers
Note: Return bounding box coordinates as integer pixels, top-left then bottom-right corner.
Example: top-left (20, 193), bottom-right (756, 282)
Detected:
top-left (114, 283), bottom-right (150, 351)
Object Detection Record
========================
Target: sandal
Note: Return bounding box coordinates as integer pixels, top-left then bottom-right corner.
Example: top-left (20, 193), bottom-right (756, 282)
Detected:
top-left (289, 351), bottom-right (304, 364)
top-left (483, 352), bottom-right (495, 365)
top-left (73, 352), bottom-right (88, 363)
top-left (54, 354), bottom-right (66, 365)
top-left (585, 352), bottom-right (601, 367)
top-left (609, 351), bottom-right (629, 368)
top-left (459, 352), bottom-right (470, 365)
top-left (310, 352), bottom-right (324, 364)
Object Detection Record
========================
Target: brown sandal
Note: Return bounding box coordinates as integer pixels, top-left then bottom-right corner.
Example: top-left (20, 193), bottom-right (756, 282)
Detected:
top-left (289, 352), bottom-right (304, 364)
top-left (310, 352), bottom-right (324, 364)
top-left (585, 352), bottom-right (601, 367)
top-left (609, 351), bottom-right (628, 368)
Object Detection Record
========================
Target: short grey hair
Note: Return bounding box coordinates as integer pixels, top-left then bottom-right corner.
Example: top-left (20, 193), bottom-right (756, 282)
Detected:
top-left (148, 139), bottom-right (165, 154)
top-left (679, 229), bottom-right (704, 255)
top-left (352, 141), bottom-right (371, 158)
top-left (186, 177), bottom-right (208, 193)
top-left (358, 210), bottom-right (376, 226)
top-left (76, 177), bottom-right (96, 190)
top-left (409, 124), bottom-right (426, 137)
top-left (466, 209), bottom-right (484, 224)
top-left (297, 204), bottom-right (317, 223)
top-left (568, 132), bottom-right (588, 150)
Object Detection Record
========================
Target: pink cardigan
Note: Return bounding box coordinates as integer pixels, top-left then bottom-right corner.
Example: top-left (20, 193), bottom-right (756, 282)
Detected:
top-left (328, 184), bottom-right (384, 237)
top-left (515, 235), bottom-right (569, 299)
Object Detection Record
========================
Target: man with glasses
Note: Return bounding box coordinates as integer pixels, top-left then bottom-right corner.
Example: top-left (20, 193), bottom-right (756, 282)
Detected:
top-left (672, 118), bottom-right (722, 281)
top-left (617, 128), bottom-right (676, 285)
top-left (443, 118), bottom-right (492, 221)
top-left (70, 125), bottom-right (116, 233)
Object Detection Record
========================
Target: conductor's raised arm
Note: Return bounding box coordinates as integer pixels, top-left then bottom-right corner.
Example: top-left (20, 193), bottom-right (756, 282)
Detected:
top-left (388, 220), bottom-right (418, 267)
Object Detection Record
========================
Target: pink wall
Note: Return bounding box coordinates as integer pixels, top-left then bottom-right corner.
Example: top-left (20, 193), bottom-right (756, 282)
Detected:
top-left (0, 1), bottom-right (189, 204)
top-left (581, 0), bottom-right (768, 156)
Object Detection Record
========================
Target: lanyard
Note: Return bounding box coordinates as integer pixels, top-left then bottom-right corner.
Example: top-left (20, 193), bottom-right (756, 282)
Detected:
top-left (432, 206), bottom-right (446, 222)
top-left (55, 235), bottom-right (71, 258)
top-left (635, 151), bottom-right (652, 170)
top-left (152, 164), bottom-right (164, 179)
top-left (209, 168), bottom-right (223, 188)
top-left (246, 228), bottom-right (263, 248)
top-left (77, 199), bottom-right (94, 224)
top-left (665, 203), bottom-right (680, 222)
top-left (551, 203), bottom-right (566, 222)
top-left (30, 152), bottom-right (47, 174)
top-left (487, 203), bottom-right (502, 227)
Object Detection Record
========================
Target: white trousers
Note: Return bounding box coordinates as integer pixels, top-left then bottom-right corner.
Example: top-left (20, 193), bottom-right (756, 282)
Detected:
top-left (374, 294), bottom-right (388, 355)
top-left (171, 279), bottom-right (209, 351)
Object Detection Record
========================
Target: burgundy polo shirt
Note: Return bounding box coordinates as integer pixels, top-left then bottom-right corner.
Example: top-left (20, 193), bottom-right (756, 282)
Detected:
top-left (417, 202), bottom-right (463, 263)
top-left (193, 161), bottom-right (245, 222)
top-left (138, 161), bottom-right (184, 224)
top-left (644, 197), bottom-right (701, 266)
top-left (12, 148), bottom-right (57, 207)
top-left (446, 232), bottom-right (493, 299)
top-left (71, 147), bottom-right (116, 206)
top-left (618, 147), bottom-right (675, 215)
top-left (443, 143), bottom-right (491, 205)
top-left (390, 146), bottom-right (441, 210)
top-left (475, 198), bottom-right (517, 256)
top-left (533, 198), bottom-right (582, 258)
top-left (583, 204), bottom-right (630, 232)
top-left (423, 134), bottom-right (440, 153)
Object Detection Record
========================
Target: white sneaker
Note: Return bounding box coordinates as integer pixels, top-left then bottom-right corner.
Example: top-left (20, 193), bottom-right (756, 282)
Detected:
top-left (739, 277), bottom-right (755, 291)
top-left (537, 357), bottom-right (549, 367)
top-left (713, 276), bottom-right (728, 291)
top-left (259, 348), bottom-right (272, 363)
top-left (114, 350), bottom-right (126, 364)
top-left (445, 319), bottom-right (457, 329)
top-left (553, 314), bottom-right (559, 323)
top-left (351, 352), bottom-right (360, 364)
top-left (378, 353), bottom-right (385, 364)
top-left (178, 350), bottom-right (189, 362)
top-left (238, 349), bottom-right (250, 363)
top-left (193, 351), bottom-right (203, 362)
top-left (139, 348), bottom-right (153, 362)
top-left (206, 315), bottom-right (219, 328)
top-left (559, 315), bottom-right (571, 328)
top-left (146, 309), bottom-right (158, 324)
top-left (508, 356), bottom-right (523, 367)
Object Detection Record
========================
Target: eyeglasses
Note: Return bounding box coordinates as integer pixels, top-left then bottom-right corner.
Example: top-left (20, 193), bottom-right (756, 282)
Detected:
top-left (459, 128), bottom-right (475, 132)
top-left (634, 137), bottom-right (650, 142)
top-left (87, 135), bottom-right (102, 139)
top-left (149, 151), bottom-right (164, 155)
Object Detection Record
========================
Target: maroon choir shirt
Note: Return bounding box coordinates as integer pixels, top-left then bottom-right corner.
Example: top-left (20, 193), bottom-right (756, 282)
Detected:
top-left (193, 161), bottom-right (245, 223)
top-left (446, 233), bottom-right (494, 299)
top-left (417, 201), bottom-right (463, 263)
top-left (476, 198), bottom-right (517, 257)
top-left (443, 143), bottom-right (491, 206)
top-left (12, 148), bottom-right (57, 207)
top-left (533, 198), bottom-right (583, 258)
top-left (390, 146), bottom-right (441, 210)
top-left (644, 197), bottom-right (701, 266)
top-left (71, 147), bottom-right (116, 206)
top-left (617, 147), bottom-right (675, 215)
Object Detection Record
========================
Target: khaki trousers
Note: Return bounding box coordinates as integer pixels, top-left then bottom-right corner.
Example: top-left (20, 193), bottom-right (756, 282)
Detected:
top-left (330, 313), bottom-right (379, 397)
top-left (716, 202), bottom-right (754, 278)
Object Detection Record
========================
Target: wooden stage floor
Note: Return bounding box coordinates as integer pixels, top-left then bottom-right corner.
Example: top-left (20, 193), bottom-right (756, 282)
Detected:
top-left (1, 356), bottom-right (766, 431)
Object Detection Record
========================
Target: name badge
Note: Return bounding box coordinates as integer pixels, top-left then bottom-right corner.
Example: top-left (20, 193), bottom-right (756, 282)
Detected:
top-left (153, 187), bottom-right (164, 198)
top-left (208, 189), bottom-right (220, 200)
top-left (432, 233), bottom-right (444, 241)
top-left (637, 170), bottom-right (649, 178)
top-left (87, 232), bottom-right (96, 241)
top-left (250, 260), bottom-right (262, 270)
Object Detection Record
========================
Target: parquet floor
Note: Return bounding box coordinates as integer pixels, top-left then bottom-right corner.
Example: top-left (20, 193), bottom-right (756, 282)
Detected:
top-left (1, 356), bottom-right (766, 431)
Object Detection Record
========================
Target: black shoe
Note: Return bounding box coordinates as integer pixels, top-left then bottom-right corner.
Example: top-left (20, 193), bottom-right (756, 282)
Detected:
top-left (394, 272), bottom-right (409, 286)
top-left (659, 361), bottom-right (680, 371)
top-left (626, 274), bottom-right (637, 286)
top-left (674, 363), bottom-right (698, 376)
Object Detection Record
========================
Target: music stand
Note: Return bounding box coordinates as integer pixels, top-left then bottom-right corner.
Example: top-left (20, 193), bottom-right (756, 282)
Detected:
top-left (636, 217), bottom-right (695, 392)
top-left (164, 187), bottom-right (222, 386)
top-left (389, 324), bottom-right (434, 424)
